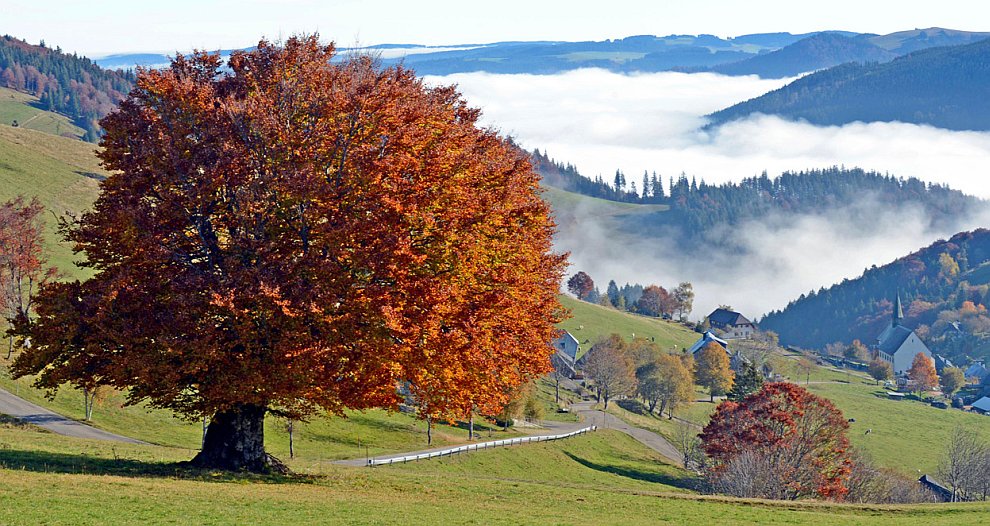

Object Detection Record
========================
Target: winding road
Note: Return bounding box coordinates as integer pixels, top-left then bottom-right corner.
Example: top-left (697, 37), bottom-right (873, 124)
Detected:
top-left (0, 387), bottom-right (144, 444)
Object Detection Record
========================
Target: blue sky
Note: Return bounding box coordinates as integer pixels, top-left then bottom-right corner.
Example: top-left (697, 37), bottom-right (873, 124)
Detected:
top-left (4, 0), bottom-right (989, 56)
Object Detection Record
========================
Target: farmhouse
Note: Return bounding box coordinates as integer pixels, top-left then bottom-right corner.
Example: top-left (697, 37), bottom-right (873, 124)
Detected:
top-left (552, 331), bottom-right (581, 362)
top-left (705, 308), bottom-right (757, 339)
top-left (964, 361), bottom-right (988, 383)
top-left (874, 293), bottom-right (932, 375)
top-left (689, 331), bottom-right (748, 371)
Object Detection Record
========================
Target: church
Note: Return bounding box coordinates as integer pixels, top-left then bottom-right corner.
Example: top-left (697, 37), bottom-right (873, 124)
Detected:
top-left (874, 293), bottom-right (932, 375)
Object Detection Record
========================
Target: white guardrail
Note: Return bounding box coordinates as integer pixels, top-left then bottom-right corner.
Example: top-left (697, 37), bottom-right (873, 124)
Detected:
top-left (367, 425), bottom-right (598, 466)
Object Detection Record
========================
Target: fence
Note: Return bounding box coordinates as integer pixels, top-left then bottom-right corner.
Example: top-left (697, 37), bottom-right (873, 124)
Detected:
top-left (366, 425), bottom-right (598, 466)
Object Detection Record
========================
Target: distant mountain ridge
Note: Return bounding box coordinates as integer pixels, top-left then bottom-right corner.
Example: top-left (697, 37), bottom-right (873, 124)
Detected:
top-left (703, 33), bottom-right (897, 78)
top-left (706, 37), bottom-right (990, 131)
top-left (94, 28), bottom-right (988, 77)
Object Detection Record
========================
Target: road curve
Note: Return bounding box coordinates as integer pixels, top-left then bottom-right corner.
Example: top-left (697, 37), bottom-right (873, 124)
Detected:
top-left (569, 400), bottom-right (684, 465)
top-left (0, 387), bottom-right (145, 444)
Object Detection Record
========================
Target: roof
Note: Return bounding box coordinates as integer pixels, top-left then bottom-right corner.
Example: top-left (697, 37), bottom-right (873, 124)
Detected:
top-left (688, 331), bottom-right (728, 355)
top-left (933, 354), bottom-right (954, 373)
top-left (965, 363), bottom-right (988, 380)
top-left (877, 325), bottom-right (913, 354)
top-left (553, 331), bottom-right (579, 346)
top-left (707, 308), bottom-right (753, 328)
top-left (972, 396), bottom-right (990, 413)
top-left (918, 474), bottom-right (953, 501)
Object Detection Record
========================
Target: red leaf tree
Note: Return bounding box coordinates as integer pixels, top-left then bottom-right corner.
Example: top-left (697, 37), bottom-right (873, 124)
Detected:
top-left (0, 197), bottom-right (54, 357)
top-left (12, 36), bottom-right (566, 472)
top-left (700, 382), bottom-right (853, 500)
top-left (566, 271), bottom-right (594, 301)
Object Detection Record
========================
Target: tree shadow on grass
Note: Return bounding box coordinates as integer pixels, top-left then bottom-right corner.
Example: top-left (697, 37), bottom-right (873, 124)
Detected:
top-left (616, 399), bottom-right (651, 416)
top-left (0, 446), bottom-right (314, 484)
top-left (563, 452), bottom-right (698, 491)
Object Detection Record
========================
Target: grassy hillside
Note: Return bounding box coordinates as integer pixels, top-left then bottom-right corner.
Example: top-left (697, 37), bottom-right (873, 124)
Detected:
top-left (0, 86), bottom-right (86, 139)
top-left (0, 118), bottom-right (103, 274)
top-left (557, 294), bottom-right (699, 358)
top-left (3, 420), bottom-right (989, 525)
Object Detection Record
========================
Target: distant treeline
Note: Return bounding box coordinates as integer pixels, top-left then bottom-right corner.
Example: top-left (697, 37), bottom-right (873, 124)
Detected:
top-left (0, 35), bottom-right (135, 141)
top-left (533, 148), bottom-right (980, 238)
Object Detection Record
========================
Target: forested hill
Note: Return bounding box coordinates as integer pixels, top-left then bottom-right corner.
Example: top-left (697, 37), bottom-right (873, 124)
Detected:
top-left (0, 36), bottom-right (135, 141)
top-left (761, 229), bottom-right (990, 364)
top-left (532, 150), bottom-right (981, 240)
top-left (706, 33), bottom-right (896, 79)
top-left (706, 38), bottom-right (990, 131)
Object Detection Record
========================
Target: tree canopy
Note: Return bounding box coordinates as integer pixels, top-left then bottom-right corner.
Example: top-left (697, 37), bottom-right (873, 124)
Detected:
top-left (11, 36), bottom-right (566, 472)
top-left (701, 382), bottom-right (853, 501)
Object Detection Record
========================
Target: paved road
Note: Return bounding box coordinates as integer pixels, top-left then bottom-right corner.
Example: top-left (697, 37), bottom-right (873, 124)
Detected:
top-left (569, 400), bottom-right (684, 465)
top-left (0, 387), bottom-right (145, 444)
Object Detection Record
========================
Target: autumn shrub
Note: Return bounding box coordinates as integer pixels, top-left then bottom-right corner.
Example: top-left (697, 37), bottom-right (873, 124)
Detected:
top-left (700, 382), bottom-right (852, 501)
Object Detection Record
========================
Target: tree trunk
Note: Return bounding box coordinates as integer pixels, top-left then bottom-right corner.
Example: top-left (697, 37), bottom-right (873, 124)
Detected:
top-left (287, 420), bottom-right (294, 459)
top-left (603, 391), bottom-right (610, 410)
top-left (554, 378), bottom-right (560, 405)
top-left (190, 404), bottom-right (284, 473)
top-left (468, 414), bottom-right (474, 440)
top-left (427, 417), bottom-right (433, 446)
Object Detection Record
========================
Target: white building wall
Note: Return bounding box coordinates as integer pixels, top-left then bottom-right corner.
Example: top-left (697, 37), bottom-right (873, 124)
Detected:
top-left (892, 335), bottom-right (932, 375)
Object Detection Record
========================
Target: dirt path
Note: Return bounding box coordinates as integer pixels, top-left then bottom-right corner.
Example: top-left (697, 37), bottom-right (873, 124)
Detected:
top-left (0, 387), bottom-right (145, 444)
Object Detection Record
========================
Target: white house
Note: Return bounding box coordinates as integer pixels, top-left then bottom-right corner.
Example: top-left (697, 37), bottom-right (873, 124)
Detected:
top-left (874, 294), bottom-right (932, 375)
top-left (552, 331), bottom-right (580, 362)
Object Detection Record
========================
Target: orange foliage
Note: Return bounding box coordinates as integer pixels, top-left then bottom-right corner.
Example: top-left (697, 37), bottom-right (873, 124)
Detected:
top-left (13, 36), bottom-right (566, 427)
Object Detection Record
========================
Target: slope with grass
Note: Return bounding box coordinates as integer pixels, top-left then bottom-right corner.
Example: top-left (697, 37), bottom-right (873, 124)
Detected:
top-left (0, 87), bottom-right (86, 139)
top-left (557, 294), bottom-right (699, 358)
top-left (3, 420), bottom-right (990, 525)
top-left (0, 118), bottom-right (103, 274)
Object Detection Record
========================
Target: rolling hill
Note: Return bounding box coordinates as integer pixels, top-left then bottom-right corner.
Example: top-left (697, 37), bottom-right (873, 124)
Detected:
top-left (706, 37), bottom-right (990, 131)
top-left (761, 228), bottom-right (990, 361)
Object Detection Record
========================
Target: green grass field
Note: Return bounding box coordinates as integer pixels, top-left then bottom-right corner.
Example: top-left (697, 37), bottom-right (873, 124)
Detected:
top-left (0, 87), bottom-right (85, 140)
top-left (0, 120), bottom-right (102, 275)
top-left (3, 420), bottom-right (990, 525)
top-left (557, 295), bottom-right (699, 358)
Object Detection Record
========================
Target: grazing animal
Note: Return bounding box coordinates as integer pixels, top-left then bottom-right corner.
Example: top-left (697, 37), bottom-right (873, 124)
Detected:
top-left (865, 429), bottom-right (872, 435)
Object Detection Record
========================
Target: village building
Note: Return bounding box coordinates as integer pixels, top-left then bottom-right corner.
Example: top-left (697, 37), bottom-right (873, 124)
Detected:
top-left (933, 354), bottom-right (954, 375)
top-left (964, 360), bottom-right (988, 383)
top-left (874, 293), bottom-right (932, 375)
top-left (970, 396), bottom-right (990, 414)
top-left (688, 330), bottom-right (747, 371)
top-left (551, 331), bottom-right (580, 363)
top-left (705, 308), bottom-right (757, 339)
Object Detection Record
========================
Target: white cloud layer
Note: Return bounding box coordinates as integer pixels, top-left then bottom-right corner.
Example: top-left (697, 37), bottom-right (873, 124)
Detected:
top-left (427, 69), bottom-right (990, 320)
top-left (428, 69), bottom-right (990, 199)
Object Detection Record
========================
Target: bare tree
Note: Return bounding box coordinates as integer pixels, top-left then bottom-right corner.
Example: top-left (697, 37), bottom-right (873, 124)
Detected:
top-left (937, 426), bottom-right (986, 502)
top-left (583, 335), bottom-right (636, 410)
top-left (549, 351), bottom-right (572, 405)
top-left (675, 419), bottom-right (705, 472)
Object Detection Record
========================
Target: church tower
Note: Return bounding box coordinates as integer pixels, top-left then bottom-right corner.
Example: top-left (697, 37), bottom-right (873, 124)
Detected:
top-left (892, 291), bottom-right (904, 327)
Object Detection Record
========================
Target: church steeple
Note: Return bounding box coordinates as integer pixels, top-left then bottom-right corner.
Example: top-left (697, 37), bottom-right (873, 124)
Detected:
top-left (892, 291), bottom-right (904, 327)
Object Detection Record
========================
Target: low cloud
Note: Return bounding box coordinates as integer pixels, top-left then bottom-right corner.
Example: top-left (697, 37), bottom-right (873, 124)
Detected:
top-left (426, 69), bottom-right (990, 319)
top-left (429, 69), bottom-right (990, 199)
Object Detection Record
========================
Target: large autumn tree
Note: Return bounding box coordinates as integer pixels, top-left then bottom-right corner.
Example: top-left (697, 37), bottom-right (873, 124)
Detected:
top-left (11, 36), bottom-right (566, 472)
top-left (700, 382), bottom-right (853, 501)
top-left (694, 342), bottom-right (734, 401)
